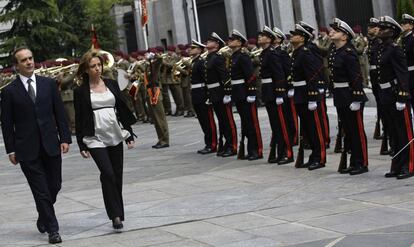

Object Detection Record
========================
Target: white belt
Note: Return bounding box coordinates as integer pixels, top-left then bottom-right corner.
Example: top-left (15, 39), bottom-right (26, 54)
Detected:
top-left (191, 83), bottom-right (205, 89)
top-left (206, 82), bottom-right (220, 89)
top-left (408, 66), bottom-right (414, 71)
top-left (293, 80), bottom-right (306, 87)
top-left (369, 65), bottom-right (377, 70)
top-left (231, 79), bottom-right (244, 85)
top-left (262, 78), bottom-right (272, 84)
top-left (333, 82), bottom-right (349, 88)
top-left (379, 82), bottom-right (391, 89)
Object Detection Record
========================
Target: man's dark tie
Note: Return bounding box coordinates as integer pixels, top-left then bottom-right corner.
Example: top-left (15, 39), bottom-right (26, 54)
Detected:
top-left (27, 78), bottom-right (36, 103)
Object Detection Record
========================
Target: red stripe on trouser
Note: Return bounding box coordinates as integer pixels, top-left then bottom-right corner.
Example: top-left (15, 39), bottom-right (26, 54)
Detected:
top-left (225, 104), bottom-right (238, 152)
top-left (277, 105), bottom-right (292, 158)
top-left (208, 107), bottom-right (217, 150)
top-left (356, 110), bottom-right (368, 167)
top-left (290, 98), bottom-right (298, 144)
top-left (313, 110), bottom-right (326, 164)
top-left (250, 103), bottom-right (263, 156)
top-left (403, 107), bottom-right (414, 173)
top-left (320, 99), bottom-right (329, 144)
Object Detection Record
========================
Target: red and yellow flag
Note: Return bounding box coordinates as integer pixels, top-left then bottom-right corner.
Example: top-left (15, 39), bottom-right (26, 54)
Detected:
top-left (141, 0), bottom-right (148, 26)
top-left (91, 24), bottom-right (100, 50)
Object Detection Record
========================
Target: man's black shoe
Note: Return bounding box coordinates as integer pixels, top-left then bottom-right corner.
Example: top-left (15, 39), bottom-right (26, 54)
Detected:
top-left (152, 142), bottom-right (161, 148)
top-left (385, 171), bottom-right (398, 178)
top-left (198, 147), bottom-right (215, 154)
top-left (397, 172), bottom-right (413, 180)
top-left (349, 167), bottom-right (369, 175)
top-left (248, 153), bottom-right (263, 161)
top-left (36, 218), bottom-right (46, 234)
top-left (48, 232), bottom-right (62, 244)
top-left (339, 167), bottom-right (354, 174)
top-left (221, 149), bottom-right (237, 157)
top-left (308, 162), bottom-right (325, 170)
top-left (296, 162), bottom-right (310, 168)
top-left (184, 112), bottom-right (195, 118)
top-left (277, 157), bottom-right (294, 165)
top-left (154, 143), bottom-right (169, 149)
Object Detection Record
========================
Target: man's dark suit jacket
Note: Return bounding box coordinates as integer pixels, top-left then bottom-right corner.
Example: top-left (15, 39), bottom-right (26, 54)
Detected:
top-left (1, 75), bottom-right (72, 162)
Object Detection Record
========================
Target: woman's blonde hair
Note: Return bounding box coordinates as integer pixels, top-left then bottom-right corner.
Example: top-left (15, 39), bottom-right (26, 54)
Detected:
top-left (76, 50), bottom-right (105, 85)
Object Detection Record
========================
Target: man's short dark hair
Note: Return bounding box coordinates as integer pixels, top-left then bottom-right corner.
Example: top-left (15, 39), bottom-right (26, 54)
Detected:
top-left (12, 46), bottom-right (31, 64)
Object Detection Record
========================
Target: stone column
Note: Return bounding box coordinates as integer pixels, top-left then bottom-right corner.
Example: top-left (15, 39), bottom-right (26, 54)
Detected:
top-left (224, 0), bottom-right (246, 35)
top-left (270, 0), bottom-right (295, 33)
top-left (298, 0), bottom-right (318, 30)
top-left (372, 0), bottom-right (395, 18)
top-left (319, 0), bottom-right (336, 27)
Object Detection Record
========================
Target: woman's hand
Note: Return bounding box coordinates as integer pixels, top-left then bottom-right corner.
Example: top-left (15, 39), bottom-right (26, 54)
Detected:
top-left (80, 150), bottom-right (90, 158)
top-left (127, 140), bottom-right (135, 149)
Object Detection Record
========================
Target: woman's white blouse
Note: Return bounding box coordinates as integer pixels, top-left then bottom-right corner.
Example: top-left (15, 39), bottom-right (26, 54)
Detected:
top-left (83, 89), bottom-right (130, 148)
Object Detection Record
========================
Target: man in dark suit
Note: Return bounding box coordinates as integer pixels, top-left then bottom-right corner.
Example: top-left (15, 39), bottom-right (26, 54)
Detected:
top-left (0, 47), bottom-right (71, 244)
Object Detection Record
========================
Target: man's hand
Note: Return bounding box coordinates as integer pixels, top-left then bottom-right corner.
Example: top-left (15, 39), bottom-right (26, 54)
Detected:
top-left (60, 143), bottom-right (70, 153)
top-left (80, 151), bottom-right (90, 158)
top-left (8, 153), bottom-right (18, 165)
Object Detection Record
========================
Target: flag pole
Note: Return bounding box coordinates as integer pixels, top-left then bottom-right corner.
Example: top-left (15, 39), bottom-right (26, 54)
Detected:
top-left (138, 0), bottom-right (149, 50)
top-left (192, 0), bottom-right (200, 41)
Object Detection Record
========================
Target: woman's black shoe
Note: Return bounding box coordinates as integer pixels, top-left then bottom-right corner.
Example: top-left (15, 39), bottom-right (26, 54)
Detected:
top-left (112, 217), bottom-right (123, 230)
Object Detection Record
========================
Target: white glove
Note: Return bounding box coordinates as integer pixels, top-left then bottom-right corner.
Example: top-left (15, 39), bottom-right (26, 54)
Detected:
top-left (349, 102), bottom-right (361, 111)
top-left (318, 88), bottom-right (325, 94)
top-left (145, 52), bottom-right (155, 60)
top-left (287, 89), bottom-right (294, 98)
top-left (223, 95), bottom-right (232, 104)
top-left (308, 101), bottom-right (317, 111)
top-left (247, 96), bottom-right (256, 103)
top-left (396, 102), bottom-right (406, 111)
top-left (276, 97), bottom-right (284, 105)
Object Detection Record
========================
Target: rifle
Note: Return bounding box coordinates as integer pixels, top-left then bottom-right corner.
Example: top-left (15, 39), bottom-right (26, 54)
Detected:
top-left (237, 132), bottom-right (245, 160)
top-left (295, 136), bottom-right (304, 168)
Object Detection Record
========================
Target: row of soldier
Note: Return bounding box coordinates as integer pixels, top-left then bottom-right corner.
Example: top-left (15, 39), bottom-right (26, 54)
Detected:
top-left (179, 14), bottom-right (414, 179)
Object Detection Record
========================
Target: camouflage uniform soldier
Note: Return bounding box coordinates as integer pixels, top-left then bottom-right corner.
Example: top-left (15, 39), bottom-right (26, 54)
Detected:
top-left (57, 71), bottom-right (76, 133)
top-left (352, 26), bottom-right (369, 86)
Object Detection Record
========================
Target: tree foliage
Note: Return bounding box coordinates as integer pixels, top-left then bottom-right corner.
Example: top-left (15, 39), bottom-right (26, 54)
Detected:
top-left (397, 0), bottom-right (414, 22)
top-left (0, 0), bottom-right (131, 65)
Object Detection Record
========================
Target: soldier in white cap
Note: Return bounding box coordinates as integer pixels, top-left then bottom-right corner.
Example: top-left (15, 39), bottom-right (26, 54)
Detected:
top-left (377, 16), bottom-right (413, 179)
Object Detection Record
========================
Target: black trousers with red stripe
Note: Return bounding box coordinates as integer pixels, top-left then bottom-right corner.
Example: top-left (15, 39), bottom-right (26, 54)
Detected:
top-left (193, 102), bottom-right (217, 151)
top-left (265, 101), bottom-right (293, 159)
top-left (382, 103), bottom-right (414, 174)
top-left (235, 101), bottom-right (263, 157)
top-left (285, 97), bottom-right (299, 146)
top-left (296, 103), bottom-right (326, 164)
top-left (337, 106), bottom-right (368, 168)
top-left (320, 94), bottom-right (330, 146)
top-left (212, 102), bottom-right (238, 152)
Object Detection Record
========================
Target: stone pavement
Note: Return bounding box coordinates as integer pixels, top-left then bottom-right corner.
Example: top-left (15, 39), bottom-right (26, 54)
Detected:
top-left (1, 99), bottom-right (414, 247)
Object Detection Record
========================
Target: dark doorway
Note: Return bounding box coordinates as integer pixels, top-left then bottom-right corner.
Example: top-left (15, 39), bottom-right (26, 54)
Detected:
top-left (335, 0), bottom-right (374, 34)
top-left (123, 12), bottom-right (138, 52)
top-left (242, 0), bottom-right (259, 39)
top-left (196, 0), bottom-right (229, 42)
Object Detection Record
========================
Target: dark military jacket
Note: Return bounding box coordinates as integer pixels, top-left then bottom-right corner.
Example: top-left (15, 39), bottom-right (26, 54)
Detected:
top-left (328, 42), bottom-right (367, 107)
top-left (377, 40), bottom-right (410, 104)
top-left (205, 51), bottom-right (230, 103)
top-left (230, 49), bottom-right (256, 102)
top-left (259, 46), bottom-right (286, 102)
top-left (401, 31), bottom-right (414, 89)
top-left (275, 45), bottom-right (292, 88)
top-left (291, 44), bottom-right (321, 104)
top-left (191, 55), bottom-right (208, 105)
top-left (367, 37), bottom-right (381, 86)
